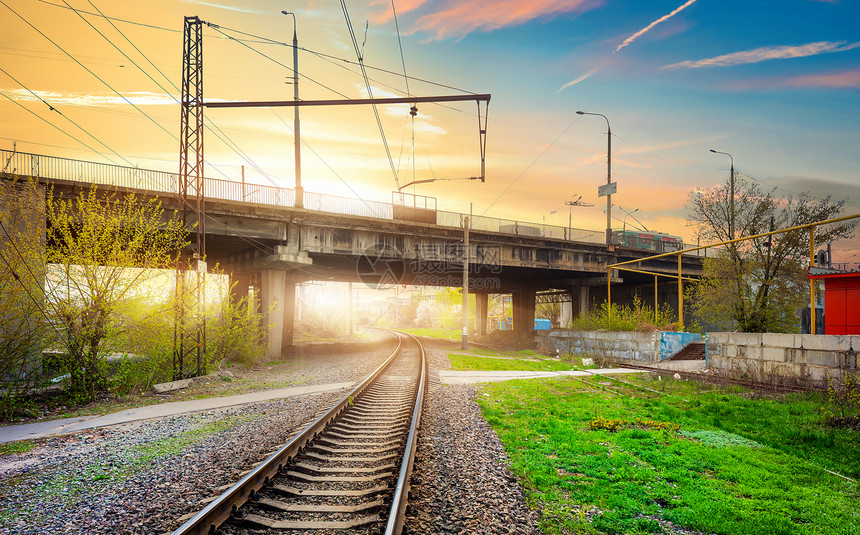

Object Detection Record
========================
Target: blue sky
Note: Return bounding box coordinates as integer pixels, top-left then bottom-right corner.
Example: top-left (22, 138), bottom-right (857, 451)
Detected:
top-left (1, 0), bottom-right (858, 257)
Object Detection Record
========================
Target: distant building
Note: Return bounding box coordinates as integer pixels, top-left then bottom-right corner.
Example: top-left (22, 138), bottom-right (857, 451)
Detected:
top-left (808, 265), bottom-right (860, 335)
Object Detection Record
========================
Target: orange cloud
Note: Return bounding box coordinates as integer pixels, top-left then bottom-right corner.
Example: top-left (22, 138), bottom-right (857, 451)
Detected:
top-left (388, 0), bottom-right (604, 40)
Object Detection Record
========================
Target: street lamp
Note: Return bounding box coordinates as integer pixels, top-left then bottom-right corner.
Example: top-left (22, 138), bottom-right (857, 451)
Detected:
top-left (709, 149), bottom-right (734, 241)
top-left (577, 111), bottom-right (612, 244)
top-left (621, 207), bottom-right (639, 234)
top-left (282, 11), bottom-right (303, 208)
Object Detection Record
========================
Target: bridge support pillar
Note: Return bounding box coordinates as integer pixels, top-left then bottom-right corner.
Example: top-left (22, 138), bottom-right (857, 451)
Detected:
top-left (260, 270), bottom-right (292, 358)
top-left (578, 286), bottom-right (590, 317)
top-left (229, 272), bottom-right (251, 306)
top-left (476, 292), bottom-right (488, 336)
top-left (282, 280), bottom-right (296, 349)
top-left (512, 288), bottom-right (536, 337)
top-left (560, 291), bottom-right (574, 327)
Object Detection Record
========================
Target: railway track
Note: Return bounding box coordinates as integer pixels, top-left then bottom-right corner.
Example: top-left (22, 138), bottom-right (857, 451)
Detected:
top-left (171, 331), bottom-right (427, 535)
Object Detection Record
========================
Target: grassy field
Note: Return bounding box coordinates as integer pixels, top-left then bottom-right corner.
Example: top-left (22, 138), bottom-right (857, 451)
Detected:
top-left (448, 353), bottom-right (574, 372)
top-left (401, 328), bottom-right (461, 341)
top-left (476, 373), bottom-right (860, 535)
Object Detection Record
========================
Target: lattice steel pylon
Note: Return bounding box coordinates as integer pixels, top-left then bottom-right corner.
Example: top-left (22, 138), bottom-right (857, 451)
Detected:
top-left (174, 15), bottom-right (206, 380)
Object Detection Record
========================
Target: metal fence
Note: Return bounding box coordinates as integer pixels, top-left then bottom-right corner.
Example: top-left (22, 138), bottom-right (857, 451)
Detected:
top-left (1, 149), bottom-right (695, 250)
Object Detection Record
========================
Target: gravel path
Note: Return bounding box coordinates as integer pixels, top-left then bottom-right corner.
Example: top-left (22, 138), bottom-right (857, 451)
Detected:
top-left (0, 347), bottom-right (393, 535)
top-left (405, 346), bottom-right (542, 534)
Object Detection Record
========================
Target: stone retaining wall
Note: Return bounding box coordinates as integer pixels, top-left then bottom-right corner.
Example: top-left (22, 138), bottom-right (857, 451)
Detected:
top-left (707, 332), bottom-right (859, 385)
top-left (536, 330), bottom-right (661, 364)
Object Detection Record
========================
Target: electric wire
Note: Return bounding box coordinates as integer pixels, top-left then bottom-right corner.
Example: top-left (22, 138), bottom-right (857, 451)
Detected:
top-left (208, 22), bottom-right (476, 95)
top-left (2, 8), bottom-right (321, 275)
top-left (340, 0), bottom-right (400, 190)
top-left (481, 115), bottom-right (582, 215)
top-left (56, 1), bottom-right (270, 185)
top-left (0, 0), bottom-right (179, 145)
top-left (203, 21), bottom-right (350, 100)
top-left (0, 91), bottom-right (126, 165)
top-left (389, 0), bottom-right (417, 190)
top-left (0, 220), bottom-right (70, 345)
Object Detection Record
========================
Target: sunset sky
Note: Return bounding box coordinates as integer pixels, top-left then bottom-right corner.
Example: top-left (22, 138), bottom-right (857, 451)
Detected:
top-left (2, 0), bottom-right (859, 258)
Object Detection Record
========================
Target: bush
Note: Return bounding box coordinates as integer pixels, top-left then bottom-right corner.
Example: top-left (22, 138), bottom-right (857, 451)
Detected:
top-left (570, 296), bottom-right (692, 332)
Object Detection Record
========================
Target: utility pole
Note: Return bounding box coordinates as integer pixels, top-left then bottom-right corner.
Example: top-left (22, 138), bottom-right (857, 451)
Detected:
top-left (282, 11), bottom-right (303, 208)
top-left (462, 208), bottom-right (470, 350)
top-left (565, 195), bottom-right (593, 240)
top-left (710, 149), bottom-right (734, 241)
top-left (577, 111), bottom-right (613, 244)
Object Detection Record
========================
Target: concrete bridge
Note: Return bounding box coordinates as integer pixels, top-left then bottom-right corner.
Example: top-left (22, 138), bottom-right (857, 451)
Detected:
top-left (2, 150), bottom-right (703, 356)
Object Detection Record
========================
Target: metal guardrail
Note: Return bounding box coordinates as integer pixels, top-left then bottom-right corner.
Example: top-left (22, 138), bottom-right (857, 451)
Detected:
top-left (1, 149), bottom-right (699, 251)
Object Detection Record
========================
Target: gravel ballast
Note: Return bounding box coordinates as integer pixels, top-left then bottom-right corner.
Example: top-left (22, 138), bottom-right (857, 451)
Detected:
top-left (406, 346), bottom-right (542, 534)
top-left (0, 341), bottom-right (544, 534)
top-left (0, 347), bottom-right (392, 535)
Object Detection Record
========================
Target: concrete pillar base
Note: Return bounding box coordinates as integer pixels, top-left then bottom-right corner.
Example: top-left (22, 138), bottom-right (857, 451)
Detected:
top-left (476, 293), bottom-right (489, 336)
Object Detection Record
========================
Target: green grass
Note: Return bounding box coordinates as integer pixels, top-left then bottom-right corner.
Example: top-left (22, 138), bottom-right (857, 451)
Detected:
top-left (401, 328), bottom-right (461, 340)
top-left (0, 440), bottom-right (36, 455)
top-left (477, 374), bottom-right (860, 535)
top-left (448, 353), bottom-right (574, 372)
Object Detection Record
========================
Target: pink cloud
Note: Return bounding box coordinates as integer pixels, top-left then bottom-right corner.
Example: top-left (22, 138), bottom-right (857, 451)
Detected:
top-left (781, 69), bottom-right (860, 89)
top-left (725, 69), bottom-right (860, 91)
top-left (370, 0), bottom-right (431, 23)
top-left (388, 0), bottom-right (603, 40)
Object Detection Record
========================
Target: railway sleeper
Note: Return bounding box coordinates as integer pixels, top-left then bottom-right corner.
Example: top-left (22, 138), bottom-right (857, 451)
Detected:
top-left (316, 435), bottom-right (401, 446)
top-left (286, 470), bottom-right (393, 483)
top-left (291, 461), bottom-right (396, 475)
top-left (329, 423), bottom-right (407, 433)
top-left (271, 483), bottom-right (388, 497)
top-left (310, 444), bottom-right (401, 455)
top-left (239, 512), bottom-right (379, 530)
top-left (304, 451), bottom-right (397, 463)
top-left (324, 431), bottom-right (403, 440)
top-left (255, 496), bottom-right (384, 514)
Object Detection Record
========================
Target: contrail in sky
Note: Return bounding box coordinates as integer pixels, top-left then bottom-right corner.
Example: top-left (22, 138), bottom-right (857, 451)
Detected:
top-left (614, 0), bottom-right (697, 53)
top-left (558, 67), bottom-right (601, 91)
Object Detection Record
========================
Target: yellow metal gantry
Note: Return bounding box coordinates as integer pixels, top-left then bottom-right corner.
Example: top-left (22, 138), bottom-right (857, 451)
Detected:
top-left (606, 212), bottom-right (860, 332)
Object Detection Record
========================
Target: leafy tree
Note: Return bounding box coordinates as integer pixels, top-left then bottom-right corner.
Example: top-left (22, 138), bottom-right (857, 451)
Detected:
top-left (687, 175), bottom-right (854, 332)
top-left (0, 177), bottom-right (48, 418)
top-left (45, 185), bottom-right (187, 401)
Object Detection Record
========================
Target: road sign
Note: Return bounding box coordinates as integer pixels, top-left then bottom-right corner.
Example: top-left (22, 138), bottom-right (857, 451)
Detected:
top-left (598, 181), bottom-right (617, 197)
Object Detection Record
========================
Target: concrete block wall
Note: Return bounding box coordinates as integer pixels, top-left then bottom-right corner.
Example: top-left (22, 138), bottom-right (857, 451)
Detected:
top-left (708, 332), bottom-right (860, 385)
top-left (536, 330), bottom-right (661, 364)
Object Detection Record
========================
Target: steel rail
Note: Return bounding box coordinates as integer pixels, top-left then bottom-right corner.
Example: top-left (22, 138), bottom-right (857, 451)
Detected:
top-left (170, 333), bottom-right (404, 535)
top-left (384, 331), bottom-right (428, 535)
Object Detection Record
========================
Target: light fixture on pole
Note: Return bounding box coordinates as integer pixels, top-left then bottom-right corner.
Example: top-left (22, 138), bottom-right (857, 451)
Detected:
top-left (709, 149), bottom-right (734, 241)
top-left (621, 207), bottom-right (639, 233)
top-left (282, 10), bottom-right (303, 208)
top-left (564, 194), bottom-right (593, 240)
top-left (577, 111), bottom-right (613, 244)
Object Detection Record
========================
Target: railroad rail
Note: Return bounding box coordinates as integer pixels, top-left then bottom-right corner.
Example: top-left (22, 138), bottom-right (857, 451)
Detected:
top-left (170, 331), bottom-right (427, 534)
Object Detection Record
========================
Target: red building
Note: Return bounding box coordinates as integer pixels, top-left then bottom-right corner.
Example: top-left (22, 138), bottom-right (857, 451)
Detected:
top-left (808, 267), bottom-right (860, 335)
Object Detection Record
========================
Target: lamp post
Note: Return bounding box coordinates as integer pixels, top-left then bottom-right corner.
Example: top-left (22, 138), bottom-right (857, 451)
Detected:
top-left (577, 111), bottom-right (612, 244)
top-left (709, 149), bottom-right (734, 241)
top-left (281, 11), bottom-right (303, 208)
top-left (621, 207), bottom-right (639, 234)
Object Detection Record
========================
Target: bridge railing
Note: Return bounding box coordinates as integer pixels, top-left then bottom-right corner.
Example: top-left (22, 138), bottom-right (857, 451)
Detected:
top-left (1, 149), bottom-right (700, 253)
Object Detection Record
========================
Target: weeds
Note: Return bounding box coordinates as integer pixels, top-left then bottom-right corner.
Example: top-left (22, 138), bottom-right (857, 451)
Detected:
top-left (569, 296), bottom-right (703, 333)
top-left (820, 371), bottom-right (860, 429)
